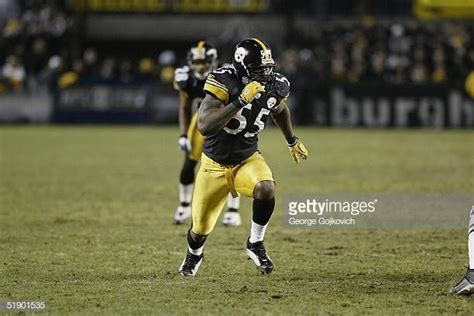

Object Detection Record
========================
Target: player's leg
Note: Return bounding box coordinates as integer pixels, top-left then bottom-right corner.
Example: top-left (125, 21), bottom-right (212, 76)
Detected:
top-left (174, 113), bottom-right (204, 224)
top-left (222, 193), bottom-right (242, 227)
top-left (451, 207), bottom-right (474, 295)
top-left (174, 157), bottom-right (197, 224)
top-left (179, 154), bottom-right (228, 276)
top-left (246, 180), bottom-right (275, 274)
top-left (470, 207), bottom-right (474, 270)
top-left (234, 152), bottom-right (275, 274)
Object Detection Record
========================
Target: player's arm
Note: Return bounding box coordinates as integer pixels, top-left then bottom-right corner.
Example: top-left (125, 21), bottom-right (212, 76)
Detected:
top-left (198, 81), bottom-right (265, 136)
top-left (271, 100), bottom-right (295, 141)
top-left (178, 90), bottom-right (192, 136)
top-left (174, 67), bottom-right (193, 152)
top-left (271, 101), bottom-right (309, 164)
top-left (197, 94), bottom-right (240, 136)
top-left (175, 90), bottom-right (193, 152)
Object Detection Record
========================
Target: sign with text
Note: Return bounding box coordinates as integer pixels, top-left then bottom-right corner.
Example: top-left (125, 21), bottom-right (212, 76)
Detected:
top-left (298, 83), bottom-right (474, 128)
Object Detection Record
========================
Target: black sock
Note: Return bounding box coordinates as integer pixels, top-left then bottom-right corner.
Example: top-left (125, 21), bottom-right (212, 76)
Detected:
top-left (187, 229), bottom-right (207, 250)
top-left (252, 198), bottom-right (275, 226)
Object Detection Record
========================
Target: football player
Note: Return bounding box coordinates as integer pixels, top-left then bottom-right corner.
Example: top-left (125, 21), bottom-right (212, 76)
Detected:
top-left (450, 206), bottom-right (474, 295)
top-left (450, 77), bottom-right (474, 295)
top-left (173, 41), bottom-right (241, 226)
top-left (178, 38), bottom-right (309, 276)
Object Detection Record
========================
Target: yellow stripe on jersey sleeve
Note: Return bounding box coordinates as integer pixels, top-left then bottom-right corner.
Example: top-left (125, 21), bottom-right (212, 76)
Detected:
top-left (207, 77), bottom-right (228, 91)
top-left (204, 80), bottom-right (229, 103)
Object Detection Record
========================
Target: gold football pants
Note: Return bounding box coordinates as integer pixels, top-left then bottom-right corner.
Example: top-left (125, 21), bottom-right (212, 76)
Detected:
top-left (191, 152), bottom-right (274, 235)
top-left (187, 113), bottom-right (205, 161)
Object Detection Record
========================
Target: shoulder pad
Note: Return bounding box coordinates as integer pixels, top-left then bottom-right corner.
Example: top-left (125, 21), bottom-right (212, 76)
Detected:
top-left (273, 73), bottom-right (291, 98)
top-left (211, 65), bottom-right (236, 80)
top-left (204, 66), bottom-right (239, 103)
top-left (174, 66), bottom-right (190, 90)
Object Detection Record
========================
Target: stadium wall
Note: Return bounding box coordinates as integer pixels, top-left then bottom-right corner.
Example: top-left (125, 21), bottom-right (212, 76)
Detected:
top-left (1, 83), bottom-right (472, 128)
top-left (45, 82), bottom-right (474, 128)
top-left (295, 82), bottom-right (474, 128)
top-left (0, 88), bottom-right (52, 124)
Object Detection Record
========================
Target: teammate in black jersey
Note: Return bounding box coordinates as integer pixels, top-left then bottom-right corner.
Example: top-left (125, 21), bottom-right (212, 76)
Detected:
top-left (173, 41), bottom-right (241, 226)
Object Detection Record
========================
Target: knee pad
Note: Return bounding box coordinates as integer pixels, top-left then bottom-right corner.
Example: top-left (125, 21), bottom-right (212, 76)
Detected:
top-left (253, 180), bottom-right (275, 200)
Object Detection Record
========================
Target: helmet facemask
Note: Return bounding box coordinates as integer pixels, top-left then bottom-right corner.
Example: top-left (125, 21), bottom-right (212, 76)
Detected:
top-left (190, 59), bottom-right (213, 80)
top-left (248, 64), bottom-right (275, 83)
top-left (188, 43), bottom-right (218, 80)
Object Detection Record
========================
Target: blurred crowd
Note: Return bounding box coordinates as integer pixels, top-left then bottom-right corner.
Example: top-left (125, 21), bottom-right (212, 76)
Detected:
top-left (43, 47), bottom-right (177, 89)
top-left (281, 19), bottom-right (474, 85)
top-left (1, 1), bottom-right (473, 95)
top-left (0, 1), bottom-right (179, 94)
top-left (0, 0), bottom-right (77, 93)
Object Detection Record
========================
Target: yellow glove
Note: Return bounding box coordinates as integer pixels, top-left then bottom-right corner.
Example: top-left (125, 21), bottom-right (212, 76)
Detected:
top-left (288, 138), bottom-right (308, 164)
top-left (237, 81), bottom-right (265, 106)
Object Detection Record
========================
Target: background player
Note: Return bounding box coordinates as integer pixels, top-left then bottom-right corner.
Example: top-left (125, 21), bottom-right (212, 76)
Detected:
top-left (178, 38), bottom-right (309, 276)
top-left (173, 41), bottom-right (241, 226)
top-left (450, 74), bottom-right (474, 295)
top-left (450, 206), bottom-right (474, 295)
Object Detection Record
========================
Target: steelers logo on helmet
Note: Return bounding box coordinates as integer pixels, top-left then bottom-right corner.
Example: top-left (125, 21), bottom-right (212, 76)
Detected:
top-left (234, 47), bottom-right (248, 63)
top-left (187, 41), bottom-right (218, 80)
top-left (232, 38), bottom-right (276, 83)
top-left (267, 96), bottom-right (277, 109)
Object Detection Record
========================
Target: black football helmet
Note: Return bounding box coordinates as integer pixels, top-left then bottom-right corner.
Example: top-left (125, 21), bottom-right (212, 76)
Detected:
top-left (187, 41), bottom-right (218, 80)
top-left (232, 38), bottom-right (275, 83)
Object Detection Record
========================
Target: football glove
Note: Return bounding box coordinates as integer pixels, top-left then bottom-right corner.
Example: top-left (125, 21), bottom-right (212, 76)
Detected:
top-left (288, 138), bottom-right (308, 164)
top-left (236, 81), bottom-right (265, 107)
top-left (178, 135), bottom-right (192, 152)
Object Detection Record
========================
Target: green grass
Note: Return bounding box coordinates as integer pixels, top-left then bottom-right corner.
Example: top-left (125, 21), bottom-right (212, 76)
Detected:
top-left (0, 126), bottom-right (473, 315)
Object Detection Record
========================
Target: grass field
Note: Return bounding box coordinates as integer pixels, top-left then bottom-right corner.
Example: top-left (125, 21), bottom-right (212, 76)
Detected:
top-left (1, 126), bottom-right (473, 314)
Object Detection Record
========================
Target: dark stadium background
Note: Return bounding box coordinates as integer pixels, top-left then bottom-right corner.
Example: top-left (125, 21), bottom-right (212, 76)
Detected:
top-left (1, 0), bottom-right (473, 127)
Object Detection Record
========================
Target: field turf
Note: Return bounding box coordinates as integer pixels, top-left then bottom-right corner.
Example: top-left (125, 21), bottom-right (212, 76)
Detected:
top-left (0, 126), bottom-right (473, 314)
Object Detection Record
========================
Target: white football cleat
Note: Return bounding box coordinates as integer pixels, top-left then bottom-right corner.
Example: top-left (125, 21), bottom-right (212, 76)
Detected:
top-left (222, 211), bottom-right (241, 226)
top-left (450, 269), bottom-right (474, 295)
top-left (174, 205), bottom-right (191, 224)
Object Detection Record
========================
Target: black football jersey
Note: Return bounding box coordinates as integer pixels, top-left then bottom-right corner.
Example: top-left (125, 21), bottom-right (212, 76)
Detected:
top-left (203, 65), bottom-right (291, 165)
top-left (173, 66), bottom-right (206, 113)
